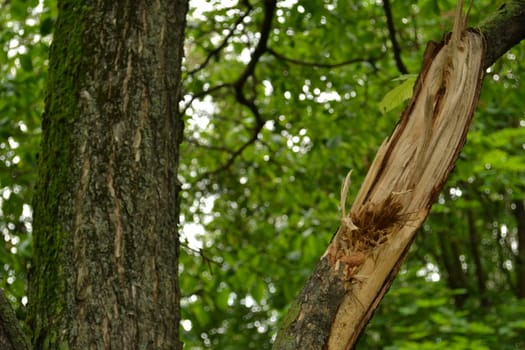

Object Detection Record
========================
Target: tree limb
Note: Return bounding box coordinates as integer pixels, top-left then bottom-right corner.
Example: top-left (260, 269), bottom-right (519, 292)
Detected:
top-left (382, 0), bottom-right (409, 74)
top-left (187, 2), bottom-right (254, 76)
top-left (267, 48), bottom-right (382, 69)
top-left (273, 1), bottom-right (525, 348)
top-left (479, 1), bottom-right (525, 68)
top-left (195, 0), bottom-right (276, 181)
top-left (0, 289), bottom-right (30, 350)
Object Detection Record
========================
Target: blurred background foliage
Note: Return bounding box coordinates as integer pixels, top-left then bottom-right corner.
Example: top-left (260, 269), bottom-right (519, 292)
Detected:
top-left (1, 0), bottom-right (525, 349)
top-left (0, 0), bottom-right (54, 322)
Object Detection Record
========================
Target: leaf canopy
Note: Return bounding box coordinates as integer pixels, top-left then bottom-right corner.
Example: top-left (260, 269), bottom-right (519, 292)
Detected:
top-left (1, 0), bottom-right (525, 349)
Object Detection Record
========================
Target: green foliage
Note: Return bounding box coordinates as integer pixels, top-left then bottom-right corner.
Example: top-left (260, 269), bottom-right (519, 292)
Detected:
top-left (360, 258), bottom-right (525, 349)
top-left (0, 0), bottom-right (54, 317)
top-left (179, 0), bottom-right (525, 348)
top-left (378, 74), bottom-right (418, 114)
top-left (1, 0), bottom-right (525, 349)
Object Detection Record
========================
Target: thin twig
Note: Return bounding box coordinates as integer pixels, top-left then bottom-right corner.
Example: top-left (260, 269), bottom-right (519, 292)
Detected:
top-left (187, 2), bottom-right (254, 76)
top-left (195, 125), bottom-right (264, 181)
top-left (268, 47), bottom-right (381, 69)
top-left (184, 137), bottom-right (235, 153)
top-left (382, 0), bottom-right (409, 74)
top-left (195, 0), bottom-right (277, 181)
top-left (180, 241), bottom-right (224, 268)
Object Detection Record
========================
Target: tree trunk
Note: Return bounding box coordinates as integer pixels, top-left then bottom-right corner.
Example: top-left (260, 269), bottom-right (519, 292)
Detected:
top-left (26, 0), bottom-right (188, 348)
top-left (435, 217), bottom-right (468, 308)
top-left (466, 210), bottom-right (489, 306)
top-left (513, 199), bottom-right (525, 298)
top-left (273, 1), bottom-right (525, 349)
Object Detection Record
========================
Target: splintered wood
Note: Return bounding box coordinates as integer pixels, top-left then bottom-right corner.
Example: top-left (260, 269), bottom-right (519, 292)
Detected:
top-left (324, 1), bottom-right (485, 348)
top-left (326, 4), bottom-right (484, 283)
top-left (325, 174), bottom-right (405, 283)
top-left (271, 3), bottom-right (488, 350)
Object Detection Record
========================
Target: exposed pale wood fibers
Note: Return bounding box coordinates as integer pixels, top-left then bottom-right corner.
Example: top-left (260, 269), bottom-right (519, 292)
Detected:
top-left (325, 1), bottom-right (485, 348)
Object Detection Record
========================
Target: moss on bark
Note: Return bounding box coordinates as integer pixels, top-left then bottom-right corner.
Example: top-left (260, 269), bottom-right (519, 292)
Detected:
top-left (28, 2), bottom-right (90, 348)
top-left (479, 0), bottom-right (525, 68)
top-left (27, 1), bottom-right (188, 348)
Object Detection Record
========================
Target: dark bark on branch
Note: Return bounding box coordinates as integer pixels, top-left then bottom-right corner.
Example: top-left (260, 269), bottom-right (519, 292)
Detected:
top-left (0, 290), bottom-right (30, 350)
top-left (188, 2), bottom-right (253, 75)
top-left (195, 0), bottom-right (276, 181)
top-left (267, 48), bottom-right (382, 69)
top-left (382, 0), bottom-right (409, 74)
top-left (479, 0), bottom-right (525, 68)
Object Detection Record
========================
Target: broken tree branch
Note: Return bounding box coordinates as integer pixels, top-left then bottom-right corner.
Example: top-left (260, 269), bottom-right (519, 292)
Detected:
top-left (273, 1), bottom-right (489, 348)
top-left (273, 1), bottom-right (525, 349)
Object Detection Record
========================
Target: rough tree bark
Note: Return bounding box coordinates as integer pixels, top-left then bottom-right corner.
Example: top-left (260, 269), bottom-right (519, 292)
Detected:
top-left (0, 289), bottom-right (30, 350)
top-left (21, 0), bottom-right (188, 349)
top-left (273, 2), bottom-right (525, 350)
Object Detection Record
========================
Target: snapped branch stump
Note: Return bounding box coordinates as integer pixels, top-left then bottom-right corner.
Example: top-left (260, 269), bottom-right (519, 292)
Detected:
top-left (273, 2), bottom-right (485, 349)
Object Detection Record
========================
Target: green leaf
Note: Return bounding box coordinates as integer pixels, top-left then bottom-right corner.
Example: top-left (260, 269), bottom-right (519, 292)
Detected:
top-left (398, 304), bottom-right (419, 316)
top-left (192, 305), bottom-right (211, 327)
top-left (378, 75), bottom-right (417, 114)
top-left (468, 322), bottom-right (494, 335)
top-left (251, 281), bottom-right (266, 304)
top-left (216, 288), bottom-right (231, 311)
